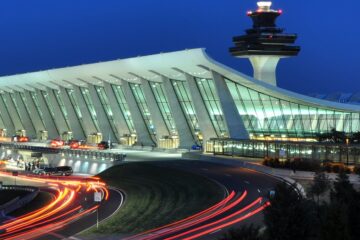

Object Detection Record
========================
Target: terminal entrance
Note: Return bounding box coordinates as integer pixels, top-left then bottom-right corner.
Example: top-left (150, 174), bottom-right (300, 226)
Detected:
top-left (158, 136), bottom-right (179, 149)
top-left (120, 134), bottom-right (137, 146)
top-left (37, 130), bottom-right (48, 141)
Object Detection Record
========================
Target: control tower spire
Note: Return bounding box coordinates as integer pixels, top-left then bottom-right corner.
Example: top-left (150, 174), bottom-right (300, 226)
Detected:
top-left (229, 1), bottom-right (300, 86)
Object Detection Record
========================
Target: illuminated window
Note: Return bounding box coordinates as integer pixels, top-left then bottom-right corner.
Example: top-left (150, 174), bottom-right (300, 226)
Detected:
top-left (95, 86), bottom-right (119, 139)
top-left (80, 87), bottom-right (100, 132)
top-left (195, 78), bottom-right (228, 137)
top-left (111, 85), bottom-right (136, 134)
top-left (150, 82), bottom-right (177, 136)
top-left (130, 83), bottom-right (156, 137)
top-left (171, 80), bottom-right (201, 143)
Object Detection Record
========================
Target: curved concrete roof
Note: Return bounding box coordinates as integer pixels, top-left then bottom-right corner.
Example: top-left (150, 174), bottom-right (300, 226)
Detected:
top-left (0, 48), bottom-right (360, 113)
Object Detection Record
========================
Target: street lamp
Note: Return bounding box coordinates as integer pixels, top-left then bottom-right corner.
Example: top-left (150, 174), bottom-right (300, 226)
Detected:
top-left (346, 138), bottom-right (350, 166)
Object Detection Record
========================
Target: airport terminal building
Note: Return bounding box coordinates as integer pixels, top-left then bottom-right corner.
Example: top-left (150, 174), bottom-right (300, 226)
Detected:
top-left (0, 1), bottom-right (359, 150)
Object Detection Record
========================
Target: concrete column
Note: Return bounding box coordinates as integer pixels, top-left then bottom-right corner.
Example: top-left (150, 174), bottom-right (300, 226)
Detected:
top-left (184, 73), bottom-right (217, 144)
top-left (23, 90), bottom-right (46, 134)
top-left (249, 56), bottom-right (281, 86)
top-left (211, 71), bottom-right (249, 139)
top-left (72, 86), bottom-right (98, 135)
top-left (46, 88), bottom-right (70, 135)
top-left (59, 87), bottom-right (86, 140)
top-left (0, 94), bottom-right (15, 136)
top-left (87, 84), bottom-right (117, 142)
top-left (35, 89), bottom-right (59, 139)
top-left (140, 78), bottom-right (169, 142)
top-left (13, 92), bottom-right (36, 138)
top-left (161, 76), bottom-right (196, 148)
top-left (121, 80), bottom-right (155, 146)
top-left (2, 93), bottom-right (24, 131)
top-left (103, 82), bottom-right (130, 136)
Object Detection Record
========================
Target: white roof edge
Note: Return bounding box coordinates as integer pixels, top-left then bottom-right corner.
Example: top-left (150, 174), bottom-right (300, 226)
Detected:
top-left (0, 48), bottom-right (206, 79)
top-left (200, 49), bottom-right (360, 112)
top-left (0, 47), bottom-right (359, 113)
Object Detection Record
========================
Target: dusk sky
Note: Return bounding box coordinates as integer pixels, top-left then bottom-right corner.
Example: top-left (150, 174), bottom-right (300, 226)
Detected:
top-left (0, 0), bottom-right (359, 94)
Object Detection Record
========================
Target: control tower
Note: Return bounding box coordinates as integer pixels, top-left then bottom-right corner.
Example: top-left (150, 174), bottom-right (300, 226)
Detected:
top-left (230, 1), bottom-right (300, 86)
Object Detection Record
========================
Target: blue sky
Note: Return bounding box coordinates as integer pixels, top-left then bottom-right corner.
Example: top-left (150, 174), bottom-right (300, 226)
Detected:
top-left (0, 0), bottom-right (358, 94)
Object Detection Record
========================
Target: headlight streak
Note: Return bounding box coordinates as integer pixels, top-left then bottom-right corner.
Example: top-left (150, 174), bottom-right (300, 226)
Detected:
top-left (0, 170), bottom-right (109, 239)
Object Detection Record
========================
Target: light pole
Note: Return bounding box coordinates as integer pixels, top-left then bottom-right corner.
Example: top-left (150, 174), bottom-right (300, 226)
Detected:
top-left (94, 192), bottom-right (102, 229)
top-left (346, 138), bottom-right (350, 166)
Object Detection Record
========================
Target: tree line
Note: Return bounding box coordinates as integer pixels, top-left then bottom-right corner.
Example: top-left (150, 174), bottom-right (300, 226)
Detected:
top-left (220, 170), bottom-right (360, 240)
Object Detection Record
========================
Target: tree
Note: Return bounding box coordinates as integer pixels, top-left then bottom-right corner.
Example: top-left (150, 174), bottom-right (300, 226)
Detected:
top-left (219, 224), bottom-right (262, 240)
top-left (321, 201), bottom-right (351, 240)
top-left (309, 171), bottom-right (330, 205)
top-left (330, 170), bottom-right (356, 204)
top-left (263, 182), bottom-right (318, 240)
top-left (326, 170), bottom-right (360, 240)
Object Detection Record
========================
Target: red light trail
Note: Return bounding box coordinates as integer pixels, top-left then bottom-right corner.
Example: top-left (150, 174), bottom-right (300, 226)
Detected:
top-left (127, 189), bottom-right (269, 240)
top-left (0, 171), bottom-right (110, 240)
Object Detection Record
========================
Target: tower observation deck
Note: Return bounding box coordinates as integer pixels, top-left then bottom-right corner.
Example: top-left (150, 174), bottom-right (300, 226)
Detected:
top-left (230, 1), bottom-right (300, 86)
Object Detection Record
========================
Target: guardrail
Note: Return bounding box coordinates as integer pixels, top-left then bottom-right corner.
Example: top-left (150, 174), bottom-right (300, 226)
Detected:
top-left (0, 142), bottom-right (59, 153)
top-left (0, 186), bottom-right (39, 216)
top-left (0, 142), bottom-right (126, 162)
top-left (118, 145), bottom-right (189, 154)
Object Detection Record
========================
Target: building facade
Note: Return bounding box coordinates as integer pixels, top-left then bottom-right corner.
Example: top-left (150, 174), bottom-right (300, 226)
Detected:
top-left (0, 1), bottom-right (359, 149)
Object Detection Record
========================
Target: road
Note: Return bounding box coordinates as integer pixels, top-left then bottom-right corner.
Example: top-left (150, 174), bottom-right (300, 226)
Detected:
top-left (123, 160), bottom-right (281, 240)
top-left (0, 171), bottom-right (124, 240)
top-left (0, 148), bottom-right (281, 240)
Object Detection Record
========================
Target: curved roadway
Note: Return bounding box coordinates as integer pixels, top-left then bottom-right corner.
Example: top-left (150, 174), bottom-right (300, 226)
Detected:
top-left (125, 160), bottom-right (281, 240)
top-left (1, 155), bottom-right (281, 240)
top-left (0, 172), bottom-right (124, 240)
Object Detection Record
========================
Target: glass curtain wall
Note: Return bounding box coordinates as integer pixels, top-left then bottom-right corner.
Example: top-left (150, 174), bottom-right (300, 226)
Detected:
top-left (16, 93), bottom-right (36, 132)
top-left (53, 90), bottom-right (71, 130)
top-left (95, 86), bottom-right (119, 139)
top-left (9, 93), bottom-right (25, 128)
top-left (129, 83), bottom-right (156, 137)
top-left (40, 91), bottom-right (62, 134)
top-left (195, 78), bottom-right (228, 137)
top-left (65, 89), bottom-right (86, 136)
top-left (149, 82), bottom-right (177, 136)
top-left (0, 94), bottom-right (14, 134)
top-left (226, 79), bottom-right (360, 139)
top-left (208, 139), bottom-right (360, 165)
top-left (19, 93), bottom-right (33, 117)
top-left (171, 79), bottom-right (202, 143)
top-left (29, 92), bottom-right (47, 129)
top-left (111, 85), bottom-right (136, 134)
top-left (79, 87), bottom-right (100, 132)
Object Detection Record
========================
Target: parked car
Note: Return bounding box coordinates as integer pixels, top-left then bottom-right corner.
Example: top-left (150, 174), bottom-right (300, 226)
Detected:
top-left (69, 140), bottom-right (86, 149)
top-left (98, 141), bottom-right (110, 150)
top-left (32, 168), bottom-right (46, 175)
top-left (12, 135), bottom-right (29, 142)
top-left (191, 144), bottom-right (202, 151)
top-left (54, 166), bottom-right (73, 176)
top-left (50, 139), bottom-right (65, 148)
top-left (33, 166), bottom-right (73, 176)
top-left (32, 167), bottom-right (56, 175)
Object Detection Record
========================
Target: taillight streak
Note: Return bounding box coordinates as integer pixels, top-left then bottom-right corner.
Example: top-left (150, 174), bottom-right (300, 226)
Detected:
top-left (182, 202), bottom-right (270, 240)
top-left (126, 191), bottom-right (236, 240)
